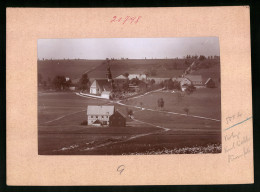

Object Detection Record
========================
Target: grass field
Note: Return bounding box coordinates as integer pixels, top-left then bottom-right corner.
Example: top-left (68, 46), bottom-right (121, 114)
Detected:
top-left (123, 88), bottom-right (221, 120)
top-left (38, 91), bottom-right (221, 155)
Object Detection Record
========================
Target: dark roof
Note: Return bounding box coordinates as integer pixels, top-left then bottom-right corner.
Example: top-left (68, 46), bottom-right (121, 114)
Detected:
top-left (87, 105), bottom-right (115, 115)
top-left (110, 111), bottom-right (126, 119)
top-left (96, 79), bottom-right (113, 91)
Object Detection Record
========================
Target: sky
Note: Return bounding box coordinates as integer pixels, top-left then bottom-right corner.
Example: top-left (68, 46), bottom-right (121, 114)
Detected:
top-left (38, 37), bottom-right (220, 60)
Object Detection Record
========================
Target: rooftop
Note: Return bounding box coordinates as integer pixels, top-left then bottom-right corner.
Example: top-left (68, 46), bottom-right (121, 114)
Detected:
top-left (87, 105), bottom-right (115, 115)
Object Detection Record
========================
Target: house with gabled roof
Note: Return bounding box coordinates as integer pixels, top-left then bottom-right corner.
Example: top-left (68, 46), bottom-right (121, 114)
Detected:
top-left (87, 105), bottom-right (115, 126)
top-left (90, 79), bottom-right (113, 95)
top-left (128, 74), bottom-right (147, 81)
top-left (114, 75), bottom-right (128, 87)
top-left (184, 75), bottom-right (203, 87)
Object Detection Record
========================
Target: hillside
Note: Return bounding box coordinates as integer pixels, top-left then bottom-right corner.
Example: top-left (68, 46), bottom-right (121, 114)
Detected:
top-left (38, 58), bottom-right (220, 84)
top-left (38, 59), bottom-right (103, 81)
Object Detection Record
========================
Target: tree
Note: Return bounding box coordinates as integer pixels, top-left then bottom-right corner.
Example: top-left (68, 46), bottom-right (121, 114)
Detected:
top-left (78, 73), bottom-right (89, 91)
top-left (183, 107), bottom-right (189, 115)
top-left (185, 84), bottom-right (196, 94)
top-left (126, 108), bottom-right (133, 118)
top-left (52, 76), bottom-right (66, 90)
top-left (157, 98), bottom-right (164, 109)
top-left (199, 55), bottom-right (206, 60)
top-left (150, 79), bottom-right (155, 85)
top-left (122, 82), bottom-right (129, 91)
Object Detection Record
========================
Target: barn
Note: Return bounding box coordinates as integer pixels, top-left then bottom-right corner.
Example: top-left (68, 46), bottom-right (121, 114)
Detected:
top-left (109, 111), bottom-right (126, 127)
top-left (205, 78), bottom-right (216, 88)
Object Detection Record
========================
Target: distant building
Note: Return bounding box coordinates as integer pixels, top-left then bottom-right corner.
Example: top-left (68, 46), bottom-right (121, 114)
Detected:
top-left (205, 78), bottom-right (216, 88)
top-left (147, 77), bottom-right (170, 84)
top-left (101, 91), bottom-right (111, 99)
top-left (90, 79), bottom-right (112, 95)
top-left (184, 75), bottom-right (203, 87)
top-left (114, 75), bottom-right (128, 87)
top-left (89, 59), bottom-right (114, 98)
top-left (87, 105), bottom-right (115, 126)
top-left (172, 77), bottom-right (192, 86)
top-left (109, 111), bottom-right (126, 127)
top-left (128, 74), bottom-right (147, 81)
top-left (69, 86), bottom-right (76, 91)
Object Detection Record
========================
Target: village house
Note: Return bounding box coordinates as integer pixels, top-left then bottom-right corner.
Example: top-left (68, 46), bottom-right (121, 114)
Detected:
top-left (87, 105), bottom-right (115, 126)
top-left (146, 77), bottom-right (170, 84)
top-left (128, 74), bottom-right (147, 81)
top-left (114, 75), bottom-right (128, 87)
top-left (109, 111), bottom-right (126, 127)
top-left (171, 77), bottom-right (192, 86)
top-left (184, 75), bottom-right (203, 87)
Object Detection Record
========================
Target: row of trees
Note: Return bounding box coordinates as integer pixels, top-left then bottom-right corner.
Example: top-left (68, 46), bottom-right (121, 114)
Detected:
top-left (38, 73), bottom-right (90, 91)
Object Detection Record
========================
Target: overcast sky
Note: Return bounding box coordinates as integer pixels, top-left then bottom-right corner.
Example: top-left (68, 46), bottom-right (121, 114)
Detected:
top-left (38, 37), bottom-right (220, 60)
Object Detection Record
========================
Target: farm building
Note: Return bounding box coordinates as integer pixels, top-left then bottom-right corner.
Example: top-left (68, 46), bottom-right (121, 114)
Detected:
top-left (114, 75), bottom-right (128, 86)
top-left (101, 91), bottom-right (111, 99)
top-left (172, 77), bottom-right (192, 86)
top-left (109, 111), bottom-right (126, 127)
top-left (90, 79), bottom-right (112, 95)
top-left (146, 77), bottom-right (169, 84)
top-left (205, 78), bottom-right (216, 88)
top-left (87, 105), bottom-right (115, 126)
top-left (184, 75), bottom-right (203, 87)
top-left (128, 74), bottom-right (147, 81)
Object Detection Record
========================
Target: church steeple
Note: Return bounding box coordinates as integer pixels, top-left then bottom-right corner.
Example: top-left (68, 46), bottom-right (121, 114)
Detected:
top-left (106, 59), bottom-right (113, 82)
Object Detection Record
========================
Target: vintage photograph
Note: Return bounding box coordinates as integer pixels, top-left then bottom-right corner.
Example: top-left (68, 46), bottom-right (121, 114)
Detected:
top-left (38, 37), bottom-right (221, 155)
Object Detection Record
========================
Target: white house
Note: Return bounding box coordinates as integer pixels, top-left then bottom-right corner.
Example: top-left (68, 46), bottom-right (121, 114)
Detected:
top-left (128, 74), bottom-right (147, 81)
top-left (90, 79), bottom-right (112, 95)
top-left (87, 105), bottom-right (115, 126)
top-left (172, 77), bottom-right (192, 86)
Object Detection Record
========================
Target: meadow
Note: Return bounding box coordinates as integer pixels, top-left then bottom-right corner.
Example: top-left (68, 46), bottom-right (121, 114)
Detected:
top-left (38, 91), bottom-right (221, 155)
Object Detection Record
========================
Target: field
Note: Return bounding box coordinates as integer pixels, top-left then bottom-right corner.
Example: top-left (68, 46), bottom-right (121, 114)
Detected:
top-left (38, 57), bottom-right (221, 155)
top-left (38, 90), bottom-right (221, 155)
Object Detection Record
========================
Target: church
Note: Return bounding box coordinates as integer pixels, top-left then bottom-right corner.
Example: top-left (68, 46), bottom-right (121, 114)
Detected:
top-left (89, 60), bottom-right (114, 99)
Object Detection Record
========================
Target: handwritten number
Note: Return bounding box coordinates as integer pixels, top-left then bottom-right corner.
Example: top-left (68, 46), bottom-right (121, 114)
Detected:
top-left (117, 165), bottom-right (125, 175)
top-left (111, 16), bottom-right (142, 24)
top-left (135, 16), bottom-right (142, 24)
top-left (111, 16), bottom-right (117, 23)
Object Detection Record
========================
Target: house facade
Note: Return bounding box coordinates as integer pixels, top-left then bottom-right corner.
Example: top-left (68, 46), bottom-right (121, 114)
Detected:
top-left (87, 105), bottom-right (115, 126)
top-left (90, 79), bottom-right (113, 95)
top-left (172, 77), bottom-right (192, 86)
top-left (184, 75), bottom-right (203, 87)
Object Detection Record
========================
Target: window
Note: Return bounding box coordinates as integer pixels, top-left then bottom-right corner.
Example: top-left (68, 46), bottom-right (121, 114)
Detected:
top-left (91, 116), bottom-right (93, 118)
top-left (102, 116), bottom-right (104, 118)
top-left (96, 116), bottom-right (98, 118)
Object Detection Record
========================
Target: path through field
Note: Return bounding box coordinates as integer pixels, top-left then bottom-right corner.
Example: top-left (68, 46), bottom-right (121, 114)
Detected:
top-left (69, 90), bottom-right (221, 153)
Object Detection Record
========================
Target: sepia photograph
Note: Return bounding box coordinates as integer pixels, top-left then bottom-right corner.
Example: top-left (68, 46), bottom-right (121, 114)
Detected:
top-left (38, 37), bottom-right (221, 155)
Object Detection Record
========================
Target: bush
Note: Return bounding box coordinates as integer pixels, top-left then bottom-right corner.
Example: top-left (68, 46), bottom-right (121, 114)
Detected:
top-left (80, 120), bottom-right (88, 125)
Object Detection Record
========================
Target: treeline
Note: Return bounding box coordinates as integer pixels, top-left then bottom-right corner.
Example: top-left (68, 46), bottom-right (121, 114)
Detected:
top-left (38, 73), bottom-right (90, 91)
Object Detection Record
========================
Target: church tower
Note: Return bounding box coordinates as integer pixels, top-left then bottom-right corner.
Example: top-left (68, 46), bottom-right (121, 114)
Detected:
top-left (106, 59), bottom-right (113, 82)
